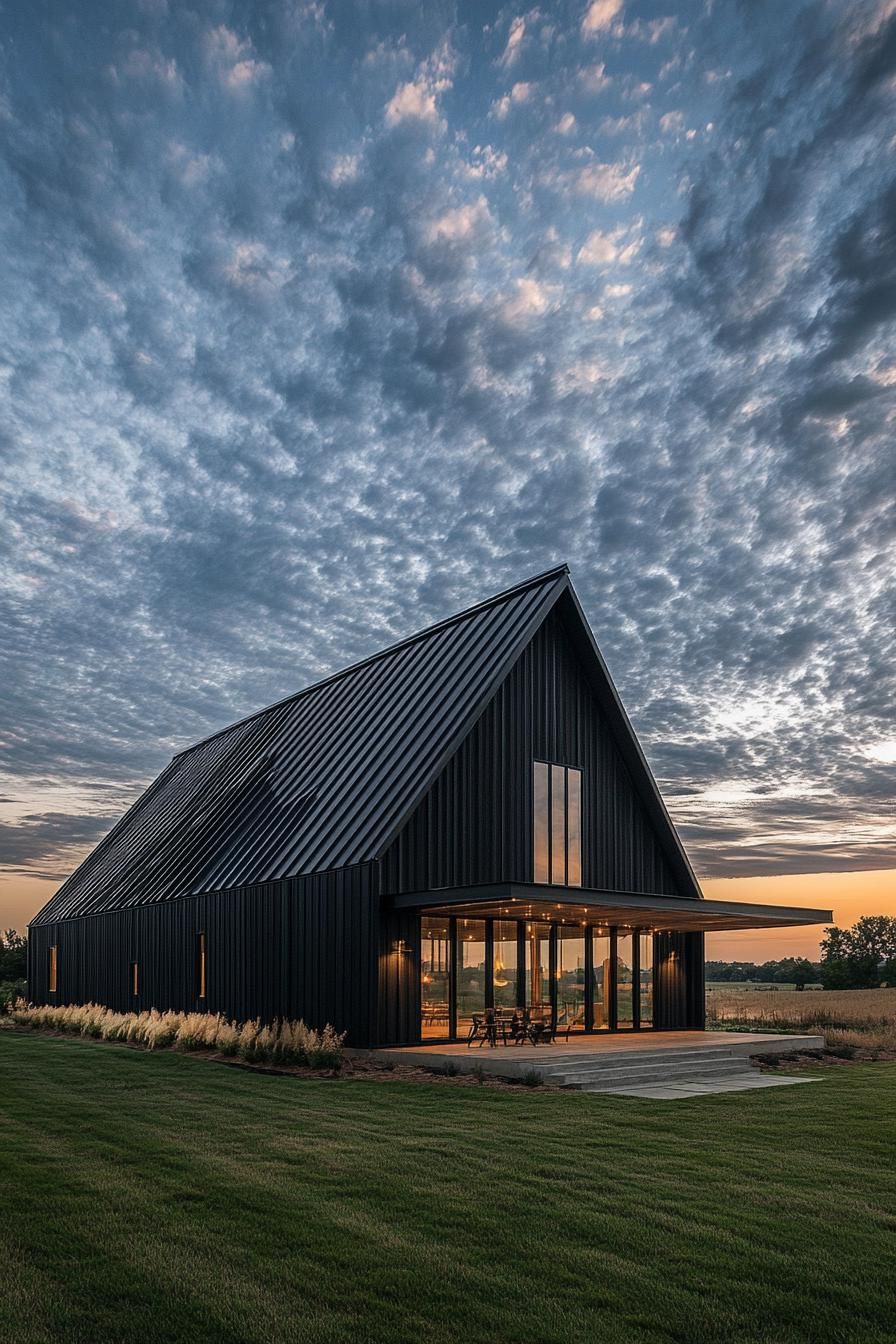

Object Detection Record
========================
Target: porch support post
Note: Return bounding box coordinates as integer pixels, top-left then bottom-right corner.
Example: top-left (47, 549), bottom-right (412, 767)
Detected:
top-left (609, 928), bottom-right (618, 1031)
top-left (584, 927), bottom-right (594, 1032)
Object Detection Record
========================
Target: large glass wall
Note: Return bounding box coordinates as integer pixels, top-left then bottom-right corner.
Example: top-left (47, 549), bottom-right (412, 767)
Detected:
top-left (493, 921), bottom-right (519, 1012)
top-left (456, 919), bottom-right (487, 1036)
top-left (525, 922), bottom-right (553, 1021)
top-left (615, 933), bottom-right (634, 1028)
top-left (420, 916), bottom-right (656, 1040)
top-left (591, 931), bottom-right (611, 1030)
top-left (639, 933), bottom-right (653, 1027)
top-left (420, 916), bottom-right (451, 1039)
top-left (557, 926), bottom-right (586, 1032)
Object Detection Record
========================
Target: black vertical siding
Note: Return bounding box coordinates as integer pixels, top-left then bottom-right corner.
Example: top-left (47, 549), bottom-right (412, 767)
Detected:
top-left (27, 863), bottom-right (381, 1046)
top-left (377, 908), bottom-right (421, 1047)
top-left (380, 607), bottom-right (680, 898)
top-left (654, 932), bottom-right (704, 1030)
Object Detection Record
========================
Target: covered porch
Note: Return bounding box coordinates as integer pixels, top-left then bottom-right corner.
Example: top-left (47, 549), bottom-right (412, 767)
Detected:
top-left (381, 882), bottom-right (832, 1047)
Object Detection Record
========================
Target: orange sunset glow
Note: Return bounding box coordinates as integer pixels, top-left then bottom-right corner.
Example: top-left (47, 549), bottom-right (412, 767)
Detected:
top-left (702, 868), bottom-right (896, 961)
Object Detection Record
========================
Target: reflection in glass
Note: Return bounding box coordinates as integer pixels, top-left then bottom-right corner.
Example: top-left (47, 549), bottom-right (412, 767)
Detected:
top-left (557, 926), bottom-right (586, 1032)
top-left (616, 933), bottom-right (634, 1027)
top-left (533, 762), bottom-right (549, 883)
top-left (567, 768), bottom-right (582, 887)
top-left (493, 921), bottom-right (519, 1011)
top-left (591, 932), bottom-right (610, 1030)
top-left (551, 764), bottom-right (566, 884)
top-left (639, 932), bottom-right (653, 1027)
top-left (456, 919), bottom-right (486, 1035)
top-left (420, 917), bottom-right (451, 1039)
top-left (526, 922), bottom-right (553, 1022)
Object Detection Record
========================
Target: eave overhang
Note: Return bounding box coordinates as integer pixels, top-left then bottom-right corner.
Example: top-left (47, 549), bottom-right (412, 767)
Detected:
top-left (389, 882), bottom-right (833, 933)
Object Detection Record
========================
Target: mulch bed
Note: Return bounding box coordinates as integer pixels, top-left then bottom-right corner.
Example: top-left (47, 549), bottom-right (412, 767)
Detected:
top-left (2, 1024), bottom-right (555, 1090)
top-left (753, 1049), bottom-right (896, 1071)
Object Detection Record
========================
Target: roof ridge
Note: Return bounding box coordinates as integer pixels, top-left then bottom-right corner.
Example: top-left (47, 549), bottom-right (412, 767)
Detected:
top-left (172, 564), bottom-right (570, 758)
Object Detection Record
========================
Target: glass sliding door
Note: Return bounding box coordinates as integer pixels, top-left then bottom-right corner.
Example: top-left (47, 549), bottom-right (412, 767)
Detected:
top-left (525, 922), bottom-right (553, 1024)
top-left (557, 926), bottom-right (586, 1033)
top-left (591, 931), bottom-right (611, 1030)
top-left (616, 932), bottom-right (634, 1028)
top-left (639, 932), bottom-right (653, 1028)
top-left (420, 917), bottom-right (451, 1040)
top-left (493, 921), bottom-right (520, 1013)
top-left (420, 916), bottom-right (658, 1042)
top-left (456, 919), bottom-right (487, 1038)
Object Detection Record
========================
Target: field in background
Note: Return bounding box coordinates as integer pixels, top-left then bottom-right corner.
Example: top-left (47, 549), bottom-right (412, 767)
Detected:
top-left (706, 981), bottom-right (820, 992)
top-left (1, 1032), bottom-right (894, 1344)
top-left (706, 987), bottom-right (896, 1052)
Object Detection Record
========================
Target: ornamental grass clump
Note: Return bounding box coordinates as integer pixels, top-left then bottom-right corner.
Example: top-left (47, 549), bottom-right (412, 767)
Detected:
top-left (237, 1016), bottom-right (263, 1060)
top-left (175, 1012), bottom-right (212, 1052)
top-left (99, 1011), bottom-right (132, 1042)
top-left (142, 1009), bottom-right (181, 1049)
top-left (212, 1018), bottom-right (240, 1055)
top-left (307, 1024), bottom-right (346, 1070)
top-left (5, 999), bottom-right (345, 1070)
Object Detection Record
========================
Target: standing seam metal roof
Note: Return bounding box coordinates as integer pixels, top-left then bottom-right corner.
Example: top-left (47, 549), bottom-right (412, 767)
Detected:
top-left (33, 566), bottom-right (573, 923)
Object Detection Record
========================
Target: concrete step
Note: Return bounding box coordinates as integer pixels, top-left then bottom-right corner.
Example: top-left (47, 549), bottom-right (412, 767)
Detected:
top-left (582, 1074), bottom-right (820, 1098)
top-left (534, 1045), bottom-right (742, 1069)
top-left (534, 1050), bottom-right (745, 1080)
top-left (547, 1062), bottom-right (755, 1088)
top-left (530, 1048), bottom-right (757, 1090)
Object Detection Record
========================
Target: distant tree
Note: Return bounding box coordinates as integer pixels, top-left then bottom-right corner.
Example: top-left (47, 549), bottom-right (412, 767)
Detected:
top-left (820, 917), bottom-right (896, 989)
top-left (705, 961), bottom-right (762, 983)
top-left (774, 957), bottom-right (818, 988)
top-left (706, 957), bottom-right (820, 986)
top-left (0, 929), bottom-right (27, 982)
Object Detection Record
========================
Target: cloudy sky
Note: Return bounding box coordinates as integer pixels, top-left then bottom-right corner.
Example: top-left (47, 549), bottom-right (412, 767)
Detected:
top-left (1, 0), bottom-right (894, 949)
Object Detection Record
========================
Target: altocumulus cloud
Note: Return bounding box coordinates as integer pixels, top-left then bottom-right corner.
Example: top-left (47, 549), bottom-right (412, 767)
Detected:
top-left (0, 0), bottom-right (894, 889)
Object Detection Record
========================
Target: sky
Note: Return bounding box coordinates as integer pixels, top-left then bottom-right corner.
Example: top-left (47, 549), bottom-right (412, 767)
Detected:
top-left (1, 0), bottom-right (894, 955)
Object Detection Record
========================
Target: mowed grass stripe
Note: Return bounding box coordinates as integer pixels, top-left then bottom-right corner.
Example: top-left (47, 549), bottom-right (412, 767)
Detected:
top-left (0, 1033), bottom-right (893, 1344)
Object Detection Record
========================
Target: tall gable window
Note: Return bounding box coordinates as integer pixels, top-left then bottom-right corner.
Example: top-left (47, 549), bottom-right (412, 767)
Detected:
top-left (48, 945), bottom-right (58, 994)
top-left (533, 762), bottom-right (583, 886)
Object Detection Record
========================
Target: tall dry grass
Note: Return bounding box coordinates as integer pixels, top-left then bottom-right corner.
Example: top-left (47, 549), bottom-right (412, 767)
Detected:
top-left (4, 1001), bottom-right (346, 1068)
top-left (706, 987), bottom-right (896, 1052)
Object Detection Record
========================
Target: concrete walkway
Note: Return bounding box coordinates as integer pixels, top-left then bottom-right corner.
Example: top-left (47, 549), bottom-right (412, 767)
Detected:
top-left (355, 1030), bottom-right (825, 1099)
top-left (591, 1074), bottom-right (821, 1100)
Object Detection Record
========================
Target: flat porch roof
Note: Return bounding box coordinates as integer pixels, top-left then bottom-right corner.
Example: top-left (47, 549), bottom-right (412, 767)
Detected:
top-left (390, 881), bottom-right (833, 933)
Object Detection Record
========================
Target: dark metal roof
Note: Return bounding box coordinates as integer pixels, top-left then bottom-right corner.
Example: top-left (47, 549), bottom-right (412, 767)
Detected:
top-left (33, 566), bottom-right (573, 923)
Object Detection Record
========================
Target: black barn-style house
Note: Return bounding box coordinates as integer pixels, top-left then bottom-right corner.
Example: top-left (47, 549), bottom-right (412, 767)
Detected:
top-left (29, 567), bottom-right (830, 1047)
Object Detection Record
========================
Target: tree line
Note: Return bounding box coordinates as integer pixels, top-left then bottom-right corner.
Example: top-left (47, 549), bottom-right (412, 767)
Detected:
top-left (707, 916), bottom-right (896, 990)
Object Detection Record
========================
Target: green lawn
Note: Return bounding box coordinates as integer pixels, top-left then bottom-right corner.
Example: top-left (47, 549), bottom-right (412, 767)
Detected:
top-left (1, 1035), bottom-right (894, 1344)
